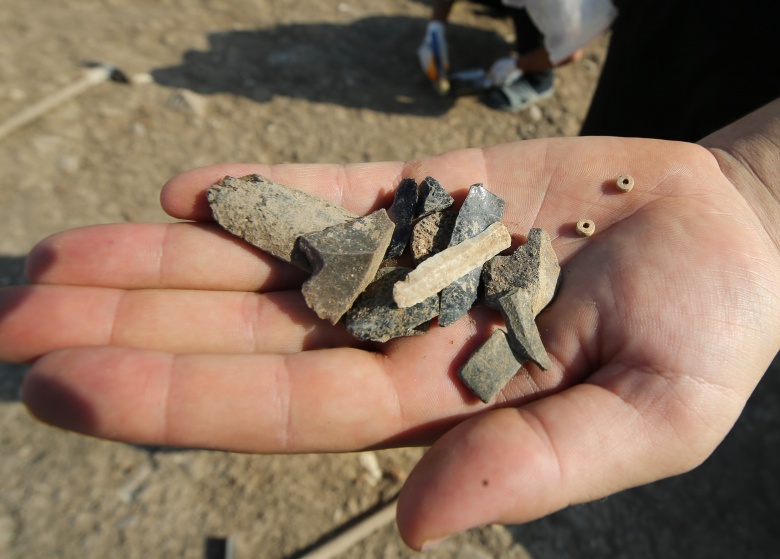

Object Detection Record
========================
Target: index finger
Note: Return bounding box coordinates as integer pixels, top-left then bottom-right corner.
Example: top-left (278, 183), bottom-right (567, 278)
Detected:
top-left (159, 150), bottom-right (494, 221)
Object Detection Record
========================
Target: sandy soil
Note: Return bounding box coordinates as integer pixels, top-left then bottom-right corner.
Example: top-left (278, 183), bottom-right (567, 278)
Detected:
top-left (2, 1), bottom-right (779, 558)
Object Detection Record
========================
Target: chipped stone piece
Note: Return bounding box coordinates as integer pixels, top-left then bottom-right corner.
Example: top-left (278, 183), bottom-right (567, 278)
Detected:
top-left (411, 210), bottom-right (457, 264)
top-left (207, 174), bottom-right (357, 271)
top-left (439, 184), bottom-right (505, 326)
top-left (616, 174), bottom-right (634, 193)
top-left (346, 267), bottom-right (439, 342)
top-left (394, 222), bottom-right (511, 309)
top-left (458, 329), bottom-right (524, 403)
top-left (299, 210), bottom-right (394, 324)
top-left (496, 288), bottom-right (551, 370)
top-left (416, 176), bottom-right (454, 218)
top-left (482, 228), bottom-right (560, 315)
top-left (385, 178), bottom-right (419, 259)
top-left (576, 219), bottom-right (595, 237)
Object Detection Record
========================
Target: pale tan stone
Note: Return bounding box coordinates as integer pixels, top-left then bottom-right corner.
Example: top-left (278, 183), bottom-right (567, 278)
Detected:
top-left (393, 222), bottom-right (511, 308)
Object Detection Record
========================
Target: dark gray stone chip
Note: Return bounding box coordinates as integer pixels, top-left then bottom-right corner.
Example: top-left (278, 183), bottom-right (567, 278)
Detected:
top-left (439, 184), bottom-right (505, 326)
top-left (346, 267), bottom-right (439, 342)
top-left (458, 329), bottom-right (524, 403)
top-left (385, 178), bottom-right (419, 259)
top-left (416, 176), bottom-right (454, 218)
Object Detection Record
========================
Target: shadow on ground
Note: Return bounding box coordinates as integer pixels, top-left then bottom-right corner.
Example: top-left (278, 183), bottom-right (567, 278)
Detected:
top-left (510, 354), bottom-right (780, 558)
top-left (152, 16), bottom-right (512, 116)
top-left (0, 256), bottom-right (28, 401)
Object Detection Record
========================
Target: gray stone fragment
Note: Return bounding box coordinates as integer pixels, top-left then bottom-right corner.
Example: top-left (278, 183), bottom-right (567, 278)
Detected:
top-left (482, 228), bottom-right (560, 315)
top-left (416, 176), bottom-right (454, 218)
top-left (411, 210), bottom-right (457, 264)
top-left (496, 288), bottom-right (551, 370)
top-left (439, 184), bottom-right (505, 326)
top-left (458, 329), bottom-right (524, 403)
top-left (299, 210), bottom-right (394, 324)
top-left (207, 174), bottom-right (357, 271)
top-left (346, 267), bottom-right (439, 342)
top-left (385, 178), bottom-right (419, 259)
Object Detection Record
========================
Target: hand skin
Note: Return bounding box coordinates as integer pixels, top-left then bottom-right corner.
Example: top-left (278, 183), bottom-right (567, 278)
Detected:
top-left (2, 100), bottom-right (780, 550)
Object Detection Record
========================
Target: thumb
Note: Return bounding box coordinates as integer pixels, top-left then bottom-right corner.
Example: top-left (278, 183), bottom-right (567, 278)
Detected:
top-left (395, 376), bottom-right (738, 551)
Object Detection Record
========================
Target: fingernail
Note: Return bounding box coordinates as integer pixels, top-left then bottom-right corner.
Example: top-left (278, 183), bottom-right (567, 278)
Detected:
top-left (421, 535), bottom-right (451, 551)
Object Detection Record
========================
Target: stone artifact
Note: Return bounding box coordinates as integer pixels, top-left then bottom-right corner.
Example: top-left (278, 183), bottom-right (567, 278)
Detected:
top-left (496, 287), bottom-right (551, 370)
top-left (299, 210), bottom-right (395, 324)
top-left (393, 222), bottom-right (511, 309)
top-left (346, 267), bottom-right (439, 342)
top-left (207, 173), bottom-right (563, 404)
top-left (410, 210), bottom-right (457, 264)
top-left (208, 174), bottom-right (357, 271)
top-left (576, 218), bottom-right (595, 237)
top-left (416, 176), bottom-right (454, 218)
top-left (457, 329), bottom-right (525, 403)
top-left (616, 174), bottom-right (634, 193)
top-left (459, 227), bottom-right (562, 399)
top-left (482, 228), bottom-right (560, 315)
top-left (439, 184), bottom-right (505, 326)
top-left (385, 178), bottom-right (419, 259)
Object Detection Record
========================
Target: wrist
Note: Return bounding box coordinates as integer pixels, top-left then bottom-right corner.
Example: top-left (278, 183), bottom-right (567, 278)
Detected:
top-left (700, 98), bottom-right (780, 260)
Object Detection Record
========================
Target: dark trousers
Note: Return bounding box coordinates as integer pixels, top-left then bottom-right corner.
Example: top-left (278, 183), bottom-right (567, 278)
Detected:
top-left (468, 0), bottom-right (544, 55)
top-left (581, 0), bottom-right (780, 141)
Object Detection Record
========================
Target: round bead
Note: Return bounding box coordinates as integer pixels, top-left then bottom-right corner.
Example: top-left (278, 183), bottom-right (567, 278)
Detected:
top-left (576, 219), bottom-right (595, 237)
top-left (616, 174), bottom-right (634, 193)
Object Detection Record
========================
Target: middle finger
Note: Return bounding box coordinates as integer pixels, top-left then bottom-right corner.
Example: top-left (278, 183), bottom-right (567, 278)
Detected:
top-left (0, 285), bottom-right (355, 362)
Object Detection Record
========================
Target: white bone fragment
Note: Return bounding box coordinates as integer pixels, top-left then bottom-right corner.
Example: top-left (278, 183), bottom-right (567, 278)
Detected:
top-left (393, 222), bottom-right (511, 308)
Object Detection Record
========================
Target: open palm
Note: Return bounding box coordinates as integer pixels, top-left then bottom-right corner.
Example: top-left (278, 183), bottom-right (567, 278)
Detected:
top-left (2, 136), bottom-right (779, 549)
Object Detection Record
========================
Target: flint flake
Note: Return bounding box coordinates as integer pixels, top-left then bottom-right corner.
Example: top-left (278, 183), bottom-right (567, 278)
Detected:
top-left (439, 184), bottom-right (505, 326)
top-left (207, 174), bottom-right (357, 271)
top-left (458, 329), bottom-right (524, 403)
top-left (482, 228), bottom-right (560, 315)
top-left (299, 210), bottom-right (394, 324)
top-left (496, 288), bottom-right (551, 370)
top-left (346, 267), bottom-right (439, 342)
top-left (416, 176), bottom-right (454, 218)
top-left (385, 178), bottom-right (419, 259)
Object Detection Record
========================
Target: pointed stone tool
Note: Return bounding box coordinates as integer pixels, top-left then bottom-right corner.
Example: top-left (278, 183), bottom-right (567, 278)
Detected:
top-left (416, 176), bottom-right (454, 219)
top-left (394, 222), bottom-right (511, 308)
top-left (458, 329), bottom-right (524, 403)
top-left (495, 288), bottom-right (551, 370)
top-left (207, 174), bottom-right (357, 271)
top-left (346, 267), bottom-right (439, 342)
top-left (299, 210), bottom-right (394, 324)
top-left (385, 178), bottom-right (419, 259)
top-left (439, 184), bottom-right (505, 326)
top-left (410, 210), bottom-right (457, 264)
top-left (482, 228), bottom-right (560, 315)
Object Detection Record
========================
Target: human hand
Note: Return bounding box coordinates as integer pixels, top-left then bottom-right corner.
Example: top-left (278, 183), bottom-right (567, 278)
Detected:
top-left (2, 128), bottom-right (780, 549)
top-left (418, 20), bottom-right (449, 93)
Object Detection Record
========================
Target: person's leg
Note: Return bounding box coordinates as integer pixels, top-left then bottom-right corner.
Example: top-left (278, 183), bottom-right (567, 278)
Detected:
top-left (508, 7), bottom-right (553, 91)
top-left (483, 7), bottom-right (554, 112)
top-left (431, 0), bottom-right (455, 22)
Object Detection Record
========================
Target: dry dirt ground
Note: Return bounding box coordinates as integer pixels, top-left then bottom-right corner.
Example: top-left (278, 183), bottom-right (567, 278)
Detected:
top-left (1, 1), bottom-right (779, 558)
